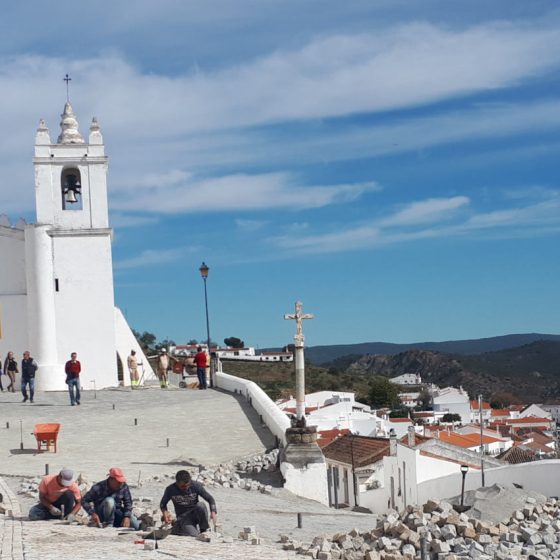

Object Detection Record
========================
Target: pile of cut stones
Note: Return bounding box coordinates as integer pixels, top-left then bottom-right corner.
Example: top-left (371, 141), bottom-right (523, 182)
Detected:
top-left (282, 495), bottom-right (560, 559)
top-left (189, 449), bottom-right (279, 494)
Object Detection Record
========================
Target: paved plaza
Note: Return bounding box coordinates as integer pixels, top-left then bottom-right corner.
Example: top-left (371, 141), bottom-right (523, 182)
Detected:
top-left (0, 384), bottom-right (275, 481)
top-left (0, 385), bottom-right (378, 559)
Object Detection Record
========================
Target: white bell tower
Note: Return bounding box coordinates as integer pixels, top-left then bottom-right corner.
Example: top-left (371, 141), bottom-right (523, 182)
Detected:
top-left (26, 102), bottom-right (118, 390)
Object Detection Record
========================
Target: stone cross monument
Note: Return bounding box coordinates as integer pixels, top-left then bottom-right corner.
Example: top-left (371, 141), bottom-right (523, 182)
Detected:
top-left (281, 301), bottom-right (327, 505)
top-left (284, 301), bottom-right (314, 421)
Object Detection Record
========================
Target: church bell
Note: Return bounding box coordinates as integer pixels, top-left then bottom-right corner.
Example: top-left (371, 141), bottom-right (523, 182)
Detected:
top-left (63, 174), bottom-right (81, 204)
top-left (65, 189), bottom-right (78, 204)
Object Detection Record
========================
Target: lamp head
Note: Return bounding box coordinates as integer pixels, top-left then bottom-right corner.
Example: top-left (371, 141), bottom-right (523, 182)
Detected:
top-left (460, 464), bottom-right (469, 474)
top-left (199, 262), bottom-right (209, 279)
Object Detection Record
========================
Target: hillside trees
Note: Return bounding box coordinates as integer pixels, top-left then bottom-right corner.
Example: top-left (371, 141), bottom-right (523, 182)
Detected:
top-left (368, 376), bottom-right (400, 408)
top-left (224, 337), bottom-right (244, 348)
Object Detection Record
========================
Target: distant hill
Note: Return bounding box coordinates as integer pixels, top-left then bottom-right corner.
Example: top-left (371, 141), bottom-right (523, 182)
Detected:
top-left (347, 340), bottom-right (560, 402)
top-left (305, 333), bottom-right (560, 365)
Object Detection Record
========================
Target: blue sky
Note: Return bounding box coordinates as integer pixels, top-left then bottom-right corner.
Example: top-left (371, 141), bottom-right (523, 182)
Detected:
top-left (1, 1), bottom-right (559, 348)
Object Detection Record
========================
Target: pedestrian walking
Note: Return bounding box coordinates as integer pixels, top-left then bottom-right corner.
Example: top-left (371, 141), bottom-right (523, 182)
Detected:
top-left (127, 350), bottom-right (139, 388)
top-left (4, 351), bottom-right (18, 392)
top-left (65, 352), bottom-right (81, 406)
top-left (156, 349), bottom-right (171, 389)
top-left (21, 351), bottom-right (38, 403)
top-left (194, 346), bottom-right (208, 389)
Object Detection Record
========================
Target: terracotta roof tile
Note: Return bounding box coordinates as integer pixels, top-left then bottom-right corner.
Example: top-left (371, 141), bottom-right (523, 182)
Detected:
top-left (470, 400), bottom-right (491, 410)
top-left (317, 428), bottom-right (351, 448)
top-left (437, 431), bottom-right (502, 448)
top-left (505, 417), bottom-right (552, 425)
top-left (497, 446), bottom-right (536, 464)
top-left (491, 409), bottom-right (510, 417)
top-left (322, 434), bottom-right (390, 468)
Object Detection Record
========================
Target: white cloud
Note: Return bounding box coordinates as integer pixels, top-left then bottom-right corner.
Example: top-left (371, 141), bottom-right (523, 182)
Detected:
top-left (110, 213), bottom-right (159, 228)
top-left (463, 196), bottom-right (560, 230)
top-left (269, 192), bottom-right (560, 254)
top-left (235, 219), bottom-right (268, 232)
top-left (114, 247), bottom-right (193, 270)
top-left (4, 19), bottom-right (558, 139)
top-left (111, 173), bottom-right (378, 213)
top-left (381, 196), bottom-right (470, 227)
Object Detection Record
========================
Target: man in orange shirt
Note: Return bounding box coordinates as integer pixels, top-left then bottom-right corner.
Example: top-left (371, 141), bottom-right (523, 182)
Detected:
top-left (28, 468), bottom-right (82, 521)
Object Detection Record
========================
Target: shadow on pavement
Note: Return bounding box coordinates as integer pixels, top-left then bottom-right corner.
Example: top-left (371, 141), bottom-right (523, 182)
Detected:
top-left (10, 449), bottom-right (39, 455)
top-left (212, 388), bottom-right (277, 451)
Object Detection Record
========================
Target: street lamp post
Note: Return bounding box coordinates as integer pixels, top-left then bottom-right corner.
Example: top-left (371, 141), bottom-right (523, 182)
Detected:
top-left (478, 394), bottom-right (485, 487)
top-left (460, 464), bottom-right (469, 507)
top-left (199, 262), bottom-right (212, 388)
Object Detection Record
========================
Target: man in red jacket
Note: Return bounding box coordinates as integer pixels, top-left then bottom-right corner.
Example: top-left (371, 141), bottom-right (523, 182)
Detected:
top-left (65, 352), bottom-right (81, 406)
top-left (193, 347), bottom-right (208, 390)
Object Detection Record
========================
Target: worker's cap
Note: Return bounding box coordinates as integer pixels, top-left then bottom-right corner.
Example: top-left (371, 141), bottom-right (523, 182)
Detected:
top-left (107, 467), bottom-right (127, 483)
top-left (59, 468), bottom-right (75, 487)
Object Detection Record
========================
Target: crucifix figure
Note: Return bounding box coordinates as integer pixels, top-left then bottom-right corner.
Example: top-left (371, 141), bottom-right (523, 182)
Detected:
top-left (64, 74), bottom-right (72, 102)
top-left (284, 301), bottom-right (314, 421)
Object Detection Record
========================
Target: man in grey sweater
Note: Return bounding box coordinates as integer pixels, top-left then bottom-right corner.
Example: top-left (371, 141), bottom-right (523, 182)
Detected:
top-left (160, 470), bottom-right (217, 536)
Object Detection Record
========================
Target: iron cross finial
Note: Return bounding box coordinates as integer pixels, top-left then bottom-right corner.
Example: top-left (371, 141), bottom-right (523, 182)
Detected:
top-left (64, 74), bottom-right (72, 102)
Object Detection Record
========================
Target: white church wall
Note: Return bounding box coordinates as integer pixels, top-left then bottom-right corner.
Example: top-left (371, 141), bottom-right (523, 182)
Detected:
top-left (114, 307), bottom-right (156, 385)
top-left (0, 228), bottom-right (26, 294)
top-left (51, 233), bottom-right (117, 390)
top-left (0, 228), bottom-right (28, 357)
top-left (0, 295), bottom-right (29, 357)
top-left (25, 225), bottom-right (60, 390)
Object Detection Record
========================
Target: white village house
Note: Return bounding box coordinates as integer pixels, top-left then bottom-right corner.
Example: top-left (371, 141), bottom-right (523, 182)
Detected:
top-left (0, 102), bottom-right (152, 390)
top-left (432, 386), bottom-right (471, 424)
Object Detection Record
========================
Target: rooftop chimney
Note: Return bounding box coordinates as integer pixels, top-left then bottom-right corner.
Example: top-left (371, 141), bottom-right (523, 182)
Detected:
top-left (407, 425), bottom-right (416, 447)
top-left (389, 428), bottom-right (397, 456)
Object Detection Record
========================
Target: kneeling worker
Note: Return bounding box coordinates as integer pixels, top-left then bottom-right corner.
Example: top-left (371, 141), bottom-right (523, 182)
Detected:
top-left (82, 467), bottom-right (139, 529)
top-left (29, 467), bottom-right (81, 520)
top-left (160, 470), bottom-right (217, 536)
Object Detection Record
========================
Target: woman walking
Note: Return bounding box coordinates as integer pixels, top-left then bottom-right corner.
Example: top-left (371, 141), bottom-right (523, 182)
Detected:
top-left (4, 351), bottom-right (18, 392)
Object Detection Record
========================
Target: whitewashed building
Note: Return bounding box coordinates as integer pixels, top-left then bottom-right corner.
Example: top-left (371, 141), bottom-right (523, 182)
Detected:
top-left (520, 404), bottom-right (552, 420)
top-left (432, 386), bottom-right (471, 424)
top-left (390, 373), bottom-right (422, 385)
top-left (0, 102), bottom-right (152, 390)
top-left (383, 429), bottom-right (503, 511)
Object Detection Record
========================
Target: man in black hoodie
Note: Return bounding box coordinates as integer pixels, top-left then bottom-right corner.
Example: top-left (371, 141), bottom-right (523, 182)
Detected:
top-left (21, 351), bottom-right (38, 403)
top-left (160, 470), bottom-right (217, 536)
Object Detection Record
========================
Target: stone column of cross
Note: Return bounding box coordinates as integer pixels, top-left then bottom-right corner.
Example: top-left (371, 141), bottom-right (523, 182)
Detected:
top-left (284, 301), bottom-right (314, 420)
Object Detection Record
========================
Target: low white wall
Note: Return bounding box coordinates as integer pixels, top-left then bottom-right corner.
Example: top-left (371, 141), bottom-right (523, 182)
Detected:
top-left (417, 460), bottom-right (560, 505)
top-left (215, 370), bottom-right (291, 446)
top-left (282, 462), bottom-right (329, 506)
top-left (357, 487), bottom-right (388, 514)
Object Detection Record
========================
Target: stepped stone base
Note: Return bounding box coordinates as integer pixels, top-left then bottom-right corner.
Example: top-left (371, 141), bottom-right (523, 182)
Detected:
top-left (280, 426), bottom-right (328, 505)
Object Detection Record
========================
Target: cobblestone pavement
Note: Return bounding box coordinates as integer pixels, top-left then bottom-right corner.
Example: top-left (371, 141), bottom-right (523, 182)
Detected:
top-left (0, 386), bottom-right (379, 558)
top-left (0, 386), bottom-right (275, 481)
top-left (0, 477), bottom-right (23, 560)
top-left (19, 520), bottom-right (299, 560)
